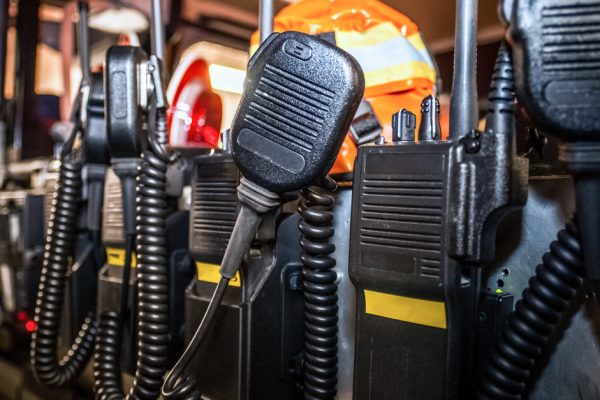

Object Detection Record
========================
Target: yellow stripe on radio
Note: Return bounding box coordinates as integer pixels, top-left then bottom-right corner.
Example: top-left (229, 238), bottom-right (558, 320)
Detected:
top-left (195, 262), bottom-right (241, 287)
top-left (105, 247), bottom-right (137, 268)
top-left (364, 290), bottom-right (447, 329)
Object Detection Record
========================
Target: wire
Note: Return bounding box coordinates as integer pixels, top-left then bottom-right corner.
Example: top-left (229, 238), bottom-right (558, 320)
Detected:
top-left (119, 234), bottom-right (135, 319)
top-left (94, 91), bottom-right (173, 400)
top-left (161, 176), bottom-right (278, 399)
top-left (162, 277), bottom-right (230, 400)
top-left (30, 125), bottom-right (97, 387)
top-left (479, 219), bottom-right (584, 399)
top-left (93, 233), bottom-right (134, 399)
top-left (298, 177), bottom-right (338, 400)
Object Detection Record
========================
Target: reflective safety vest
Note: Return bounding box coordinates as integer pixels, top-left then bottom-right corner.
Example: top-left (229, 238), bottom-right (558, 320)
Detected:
top-left (250, 0), bottom-right (440, 174)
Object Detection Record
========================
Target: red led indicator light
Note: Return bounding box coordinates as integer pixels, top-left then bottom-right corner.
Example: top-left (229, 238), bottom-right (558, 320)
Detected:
top-left (25, 320), bottom-right (36, 333)
top-left (16, 311), bottom-right (28, 322)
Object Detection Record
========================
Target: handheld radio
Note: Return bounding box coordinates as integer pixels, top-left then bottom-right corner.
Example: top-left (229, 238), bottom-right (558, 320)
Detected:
top-left (479, 1), bottom-right (600, 399)
top-left (349, 42), bottom-right (528, 400)
top-left (163, 30), bottom-right (364, 399)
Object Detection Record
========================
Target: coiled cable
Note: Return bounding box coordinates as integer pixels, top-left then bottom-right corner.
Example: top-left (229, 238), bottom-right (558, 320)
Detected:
top-left (298, 177), bottom-right (338, 400)
top-left (30, 124), bottom-right (97, 387)
top-left (93, 234), bottom-right (135, 400)
top-left (131, 144), bottom-right (171, 399)
top-left (93, 106), bottom-right (172, 400)
top-left (479, 219), bottom-right (584, 400)
top-left (94, 310), bottom-right (124, 399)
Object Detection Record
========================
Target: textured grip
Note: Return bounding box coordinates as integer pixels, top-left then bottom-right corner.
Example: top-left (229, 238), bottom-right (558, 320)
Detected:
top-left (349, 143), bottom-right (467, 400)
top-left (354, 147), bottom-right (449, 283)
top-left (101, 169), bottom-right (125, 245)
top-left (509, 0), bottom-right (600, 140)
top-left (189, 153), bottom-right (240, 264)
top-left (230, 31), bottom-right (364, 193)
top-left (105, 45), bottom-right (148, 157)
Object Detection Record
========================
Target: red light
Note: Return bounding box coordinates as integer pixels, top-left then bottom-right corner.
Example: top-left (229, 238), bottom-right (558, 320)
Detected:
top-left (25, 320), bottom-right (36, 333)
top-left (168, 59), bottom-right (223, 148)
top-left (16, 311), bottom-right (28, 322)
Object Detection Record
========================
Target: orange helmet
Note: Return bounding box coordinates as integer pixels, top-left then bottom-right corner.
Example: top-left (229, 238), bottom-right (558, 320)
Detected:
top-left (251, 0), bottom-right (440, 175)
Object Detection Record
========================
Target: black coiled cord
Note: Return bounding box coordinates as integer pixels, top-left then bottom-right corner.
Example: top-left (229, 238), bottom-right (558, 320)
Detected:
top-left (30, 145), bottom-right (97, 387)
top-left (298, 177), bottom-right (338, 400)
top-left (94, 110), bottom-right (171, 400)
top-left (479, 220), bottom-right (584, 400)
top-left (131, 147), bottom-right (171, 399)
top-left (94, 310), bottom-right (124, 399)
top-left (93, 234), bottom-right (135, 400)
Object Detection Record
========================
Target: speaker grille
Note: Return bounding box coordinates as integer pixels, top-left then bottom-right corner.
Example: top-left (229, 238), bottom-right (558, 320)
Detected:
top-left (542, 2), bottom-right (600, 72)
top-left (244, 63), bottom-right (334, 153)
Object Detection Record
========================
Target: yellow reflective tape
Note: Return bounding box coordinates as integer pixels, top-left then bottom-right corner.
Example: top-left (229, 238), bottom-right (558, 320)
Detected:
top-left (407, 32), bottom-right (426, 52)
top-left (251, 23), bottom-right (410, 56)
top-left (195, 262), bottom-right (241, 287)
top-left (336, 26), bottom-right (436, 88)
top-left (364, 290), bottom-right (447, 329)
top-left (250, 23), bottom-right (435, 90)
top-left (105, 247), bottom-right (137, 268)
top-left (249, 44), bottom-right (259, 58)
top-left (364, 61), bottom-right (436, 90)
top-left (335, 22), bottom-right (406, 49)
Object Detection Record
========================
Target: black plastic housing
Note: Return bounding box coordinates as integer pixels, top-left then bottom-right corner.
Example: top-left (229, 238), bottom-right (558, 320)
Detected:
top-left (189, 153), bottom-right (240, 265)
top-left (349, 129), bottom-right (527, 399)
top-left (21, 194), bottom-right (44, 314)
top-left (230, 31), bottom-right (364, 193)
top-left (508, 0), bottom-right (600, 295)
top-left (98, 208), bottom-right (192, 373)
top-left (185, 152), bottom-right (303, 398)
top-left (101, 169), bottom-right (125, 246)
top-left (185, 214), bottom-right (303, 400)
top-left (82, 72), bottom-right (109, 234)
top-left (85, 72), bottom-right (109, 165)
top-left (105, 45), bottom-right (148, 158)
top-left (508, 0), bottom-right (600, 141)
top-left (97, 169), bottom-right (136, 373)
top-left (350, 142), bottom-right (464, 400)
